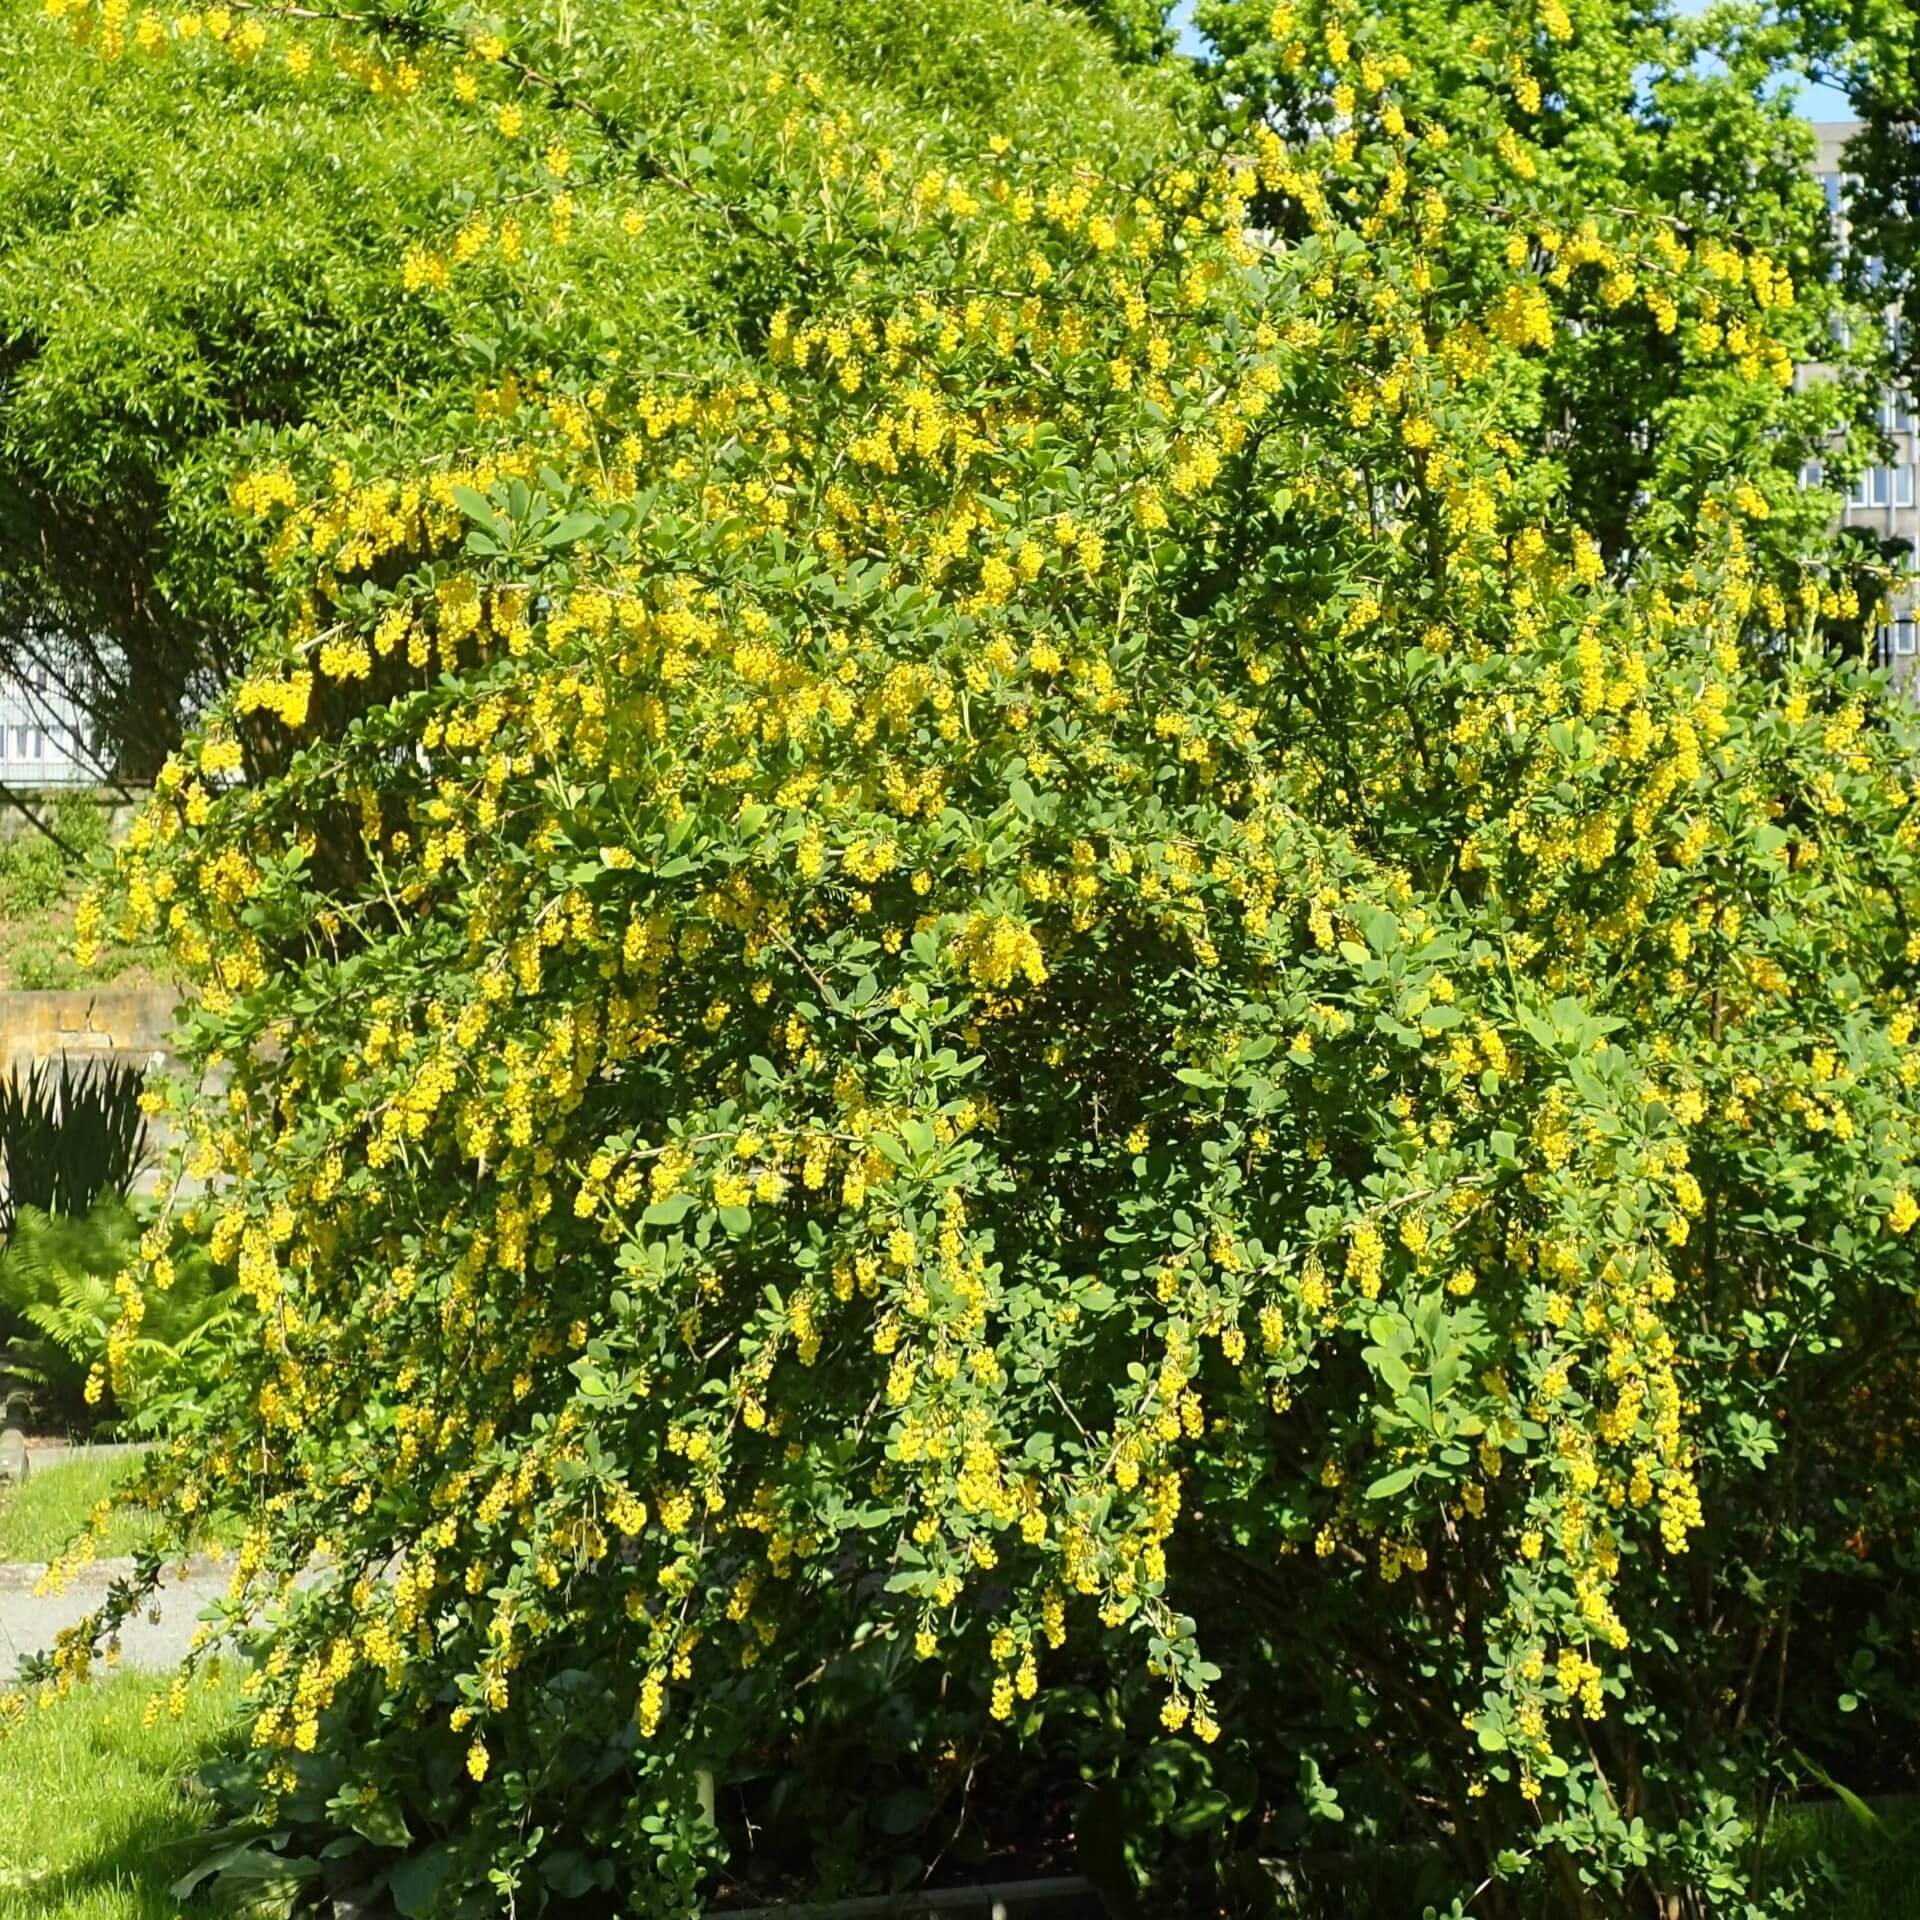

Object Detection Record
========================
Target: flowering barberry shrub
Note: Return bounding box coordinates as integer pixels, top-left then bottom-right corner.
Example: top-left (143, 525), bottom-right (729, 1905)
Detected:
top-left (20, 0), bottom-right (1920, 1914)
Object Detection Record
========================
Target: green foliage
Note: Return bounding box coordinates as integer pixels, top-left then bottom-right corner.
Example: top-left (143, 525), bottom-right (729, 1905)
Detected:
top-left (0, 798), bottom-right (107, 919)
top-left (22, 1), bottom-right (1920, 1915)
top-left (0, 1200), bottom-right (235, 1430)
top-left (1061, 0), bottom-right (1180, 63)
top-left (0, 0), bottom-right (1181, 776)
top-left (1752, 1794), bottom-right (1920, 1918)
top-left (1194, 0), bottom-right (1890, 610)
top-left (1785, 0), bottom-right (1918, 395)
top-left (0, 1057), bottom-right (150, 1236)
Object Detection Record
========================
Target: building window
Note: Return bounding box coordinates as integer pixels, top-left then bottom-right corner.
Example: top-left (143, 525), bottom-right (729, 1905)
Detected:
top-left (1850, 466), bottom-right (1912, 509)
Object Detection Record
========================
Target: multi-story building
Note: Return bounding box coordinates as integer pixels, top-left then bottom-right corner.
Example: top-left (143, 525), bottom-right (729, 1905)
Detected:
top-left (1812, 121), bottom-right (1919, 674)
top-left (0, 662), bottom-right (100, 790)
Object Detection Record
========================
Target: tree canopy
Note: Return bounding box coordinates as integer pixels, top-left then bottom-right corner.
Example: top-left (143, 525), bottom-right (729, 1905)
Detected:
top-left (2, 0), bottom-right (1908, 784)
top-left (0, 0), bottom-right (1183, 774)
top-left (1780, 0), bottom-right (1915, 397)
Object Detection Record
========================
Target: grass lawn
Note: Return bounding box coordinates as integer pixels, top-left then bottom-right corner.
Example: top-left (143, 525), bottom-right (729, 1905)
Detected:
top-left (1755, 1796), bottom-right (1920, 1917)
top-left (0, 1455), bottom-right (163, 1563)
top-left (0, 1669), bottom-right (248, 1920)
top-left (0, 1454), bottom-right (243, 1564)
top-left (0, 1462), bottom-right (260, 1920)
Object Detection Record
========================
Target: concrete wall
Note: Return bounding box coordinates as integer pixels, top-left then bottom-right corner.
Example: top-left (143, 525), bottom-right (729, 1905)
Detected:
top-left (1, 987), bottom-right (182, 1084)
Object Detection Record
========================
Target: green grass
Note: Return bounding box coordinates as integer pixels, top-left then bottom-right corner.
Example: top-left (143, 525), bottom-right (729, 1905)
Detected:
top-left (0, 1668), bottom-right (249, 1920)
top-left (0, 1456), bottom-right (161, 1563)
top-left (1754, 1795), bottom-right (1920, 1917)
top-left (0, 1454), bottom-right (244, 1564)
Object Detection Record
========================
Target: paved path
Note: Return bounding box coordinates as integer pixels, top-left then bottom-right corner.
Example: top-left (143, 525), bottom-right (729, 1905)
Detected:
top-left (0, 1439), bottom-right (218, 1674)
top-left (0, 1556), bottom-right (233, 1675)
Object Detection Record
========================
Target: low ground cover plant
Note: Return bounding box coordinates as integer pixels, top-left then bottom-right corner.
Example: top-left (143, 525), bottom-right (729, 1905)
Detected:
top-left (0, 1201), bottom-right (238, 1434)
top-left (0, 1054), bottom-right (148, 1234)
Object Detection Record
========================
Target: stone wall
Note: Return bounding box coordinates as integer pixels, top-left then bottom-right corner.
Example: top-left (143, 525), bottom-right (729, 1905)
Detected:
top-left (0, 987), bottom-right (182, 1083)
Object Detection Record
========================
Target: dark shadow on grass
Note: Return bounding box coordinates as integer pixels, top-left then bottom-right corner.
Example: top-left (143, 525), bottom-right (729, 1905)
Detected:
top-left (15, 1785), bottom-right (232, 1920)
top-left (1752, 1796), bottom-right (1920, 1920)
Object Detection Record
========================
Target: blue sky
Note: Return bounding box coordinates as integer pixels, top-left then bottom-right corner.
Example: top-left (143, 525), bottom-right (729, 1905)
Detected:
top-left (1168, 0), bottom-right (1856, 122)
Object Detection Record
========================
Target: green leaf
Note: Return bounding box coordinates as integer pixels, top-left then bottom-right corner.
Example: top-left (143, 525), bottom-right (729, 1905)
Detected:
top-left (169, 1835), bottom-right (312, 1900)
top-left (1168, 1787), bottom-right (1233, 1838)
top-left (450, 485), bottom-right (508, 540)
top-left (872, 1788), bottom-right (938, 1836)
top-left (1365, 1465), bottom-right (1422, 1499)
top-left (348, 1798), bottom-right (412, 1849)
top-left (1297, 1754), bottom-right (1345, 1823)
top-left (390, 1844), bottom-right (461, 1916)
top-left (1794, 1751), bottom-right (1885, 1833)
top-left (540, 1852), bottom-right (606, 1898)
top-left (542, 511), bottom-right (603, 548)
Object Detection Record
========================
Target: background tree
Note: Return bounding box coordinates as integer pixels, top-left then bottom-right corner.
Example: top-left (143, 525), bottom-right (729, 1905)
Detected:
top-left (1195, 0), bottom-right (1889, 599)
top-left (0, 0), bottom-right (1182, 780)
top-left (1781, 0), bottom-right (1914, 392)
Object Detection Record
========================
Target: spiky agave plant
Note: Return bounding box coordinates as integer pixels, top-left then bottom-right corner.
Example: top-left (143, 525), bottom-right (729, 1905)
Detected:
top-left (0, 1054), bottom-right (150, 1235)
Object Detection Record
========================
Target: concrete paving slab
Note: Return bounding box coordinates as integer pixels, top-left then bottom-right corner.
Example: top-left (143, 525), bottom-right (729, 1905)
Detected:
top-left (0, 1556), bottom-right (234, 1676)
